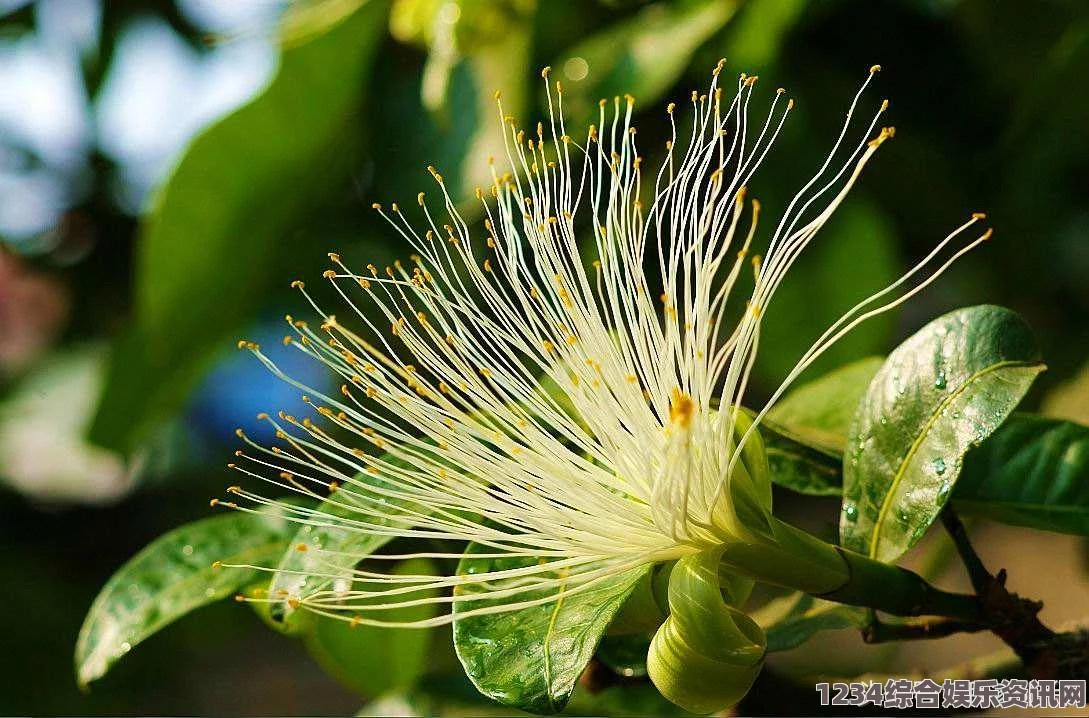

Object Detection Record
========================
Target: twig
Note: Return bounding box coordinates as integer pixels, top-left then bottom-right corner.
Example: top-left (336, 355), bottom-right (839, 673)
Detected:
top-left (862, 616), bottom-right (987, 644)
top-left (940, 506), bottom-right (991, 594)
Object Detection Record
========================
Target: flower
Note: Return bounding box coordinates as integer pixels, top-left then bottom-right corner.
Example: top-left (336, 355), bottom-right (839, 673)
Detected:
top-left (222, 62), bottom-right (990, 627)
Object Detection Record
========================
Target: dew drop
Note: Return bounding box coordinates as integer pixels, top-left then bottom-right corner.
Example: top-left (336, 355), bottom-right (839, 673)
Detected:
top-left (934, 372), bottom-right (947, 389)
top-left (932, 457), bottom-right (947, 476)
top-left (182, 544), bottom-right (194, 556)
top-left (937, 480), bottom-right (952, 500)
top-left (843, 503), bottom-right (859, 520)
top-left (120, 641), bottom-right (132, 654)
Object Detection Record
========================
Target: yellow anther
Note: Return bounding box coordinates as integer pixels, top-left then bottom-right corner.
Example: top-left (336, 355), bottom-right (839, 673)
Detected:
top-left (669, 388), bottom-right (695, 429)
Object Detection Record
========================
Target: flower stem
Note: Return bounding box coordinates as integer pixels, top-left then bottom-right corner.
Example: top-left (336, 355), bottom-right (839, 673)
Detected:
top-left (717, 517), bottom-right (982, 621)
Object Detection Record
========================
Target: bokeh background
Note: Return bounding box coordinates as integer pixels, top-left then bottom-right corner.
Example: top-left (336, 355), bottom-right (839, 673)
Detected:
top-left (2, 0), bottom-right (1088, 714)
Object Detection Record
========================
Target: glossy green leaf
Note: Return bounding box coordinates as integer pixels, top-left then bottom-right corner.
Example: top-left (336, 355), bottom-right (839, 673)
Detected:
top-left (452, 545), bottom-right (649, 714)
top-left (647, 547), bottom-right (764, 714)
top-left (75, 511), bottom-right (292, 687)
top-left (840, 305), bottom-right (1045, 562)
top-left (267, 440), bottom-right (451, 629)
top-left (90, 0), bottom-right (389, 453)
top-left (550, 0), bottom-right (738, 124)
top-left (760, 357), bottom-right (884, 496)
top-left (953, 414), bottom-right (1089, 535)
top-left (303, 558), bottom-right (438, 698)
top-left (751, 592), bottom-right (866, 653)
top-left (268, 475), bottom-right (421, 630)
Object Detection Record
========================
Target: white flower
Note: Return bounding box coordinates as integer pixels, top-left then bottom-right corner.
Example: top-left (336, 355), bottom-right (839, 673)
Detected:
top-left (223, 63), bottom-right (990, 626)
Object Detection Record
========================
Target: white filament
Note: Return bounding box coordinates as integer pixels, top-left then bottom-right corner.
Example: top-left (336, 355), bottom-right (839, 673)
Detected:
top-left (220, 63), bottom-right (990, 627)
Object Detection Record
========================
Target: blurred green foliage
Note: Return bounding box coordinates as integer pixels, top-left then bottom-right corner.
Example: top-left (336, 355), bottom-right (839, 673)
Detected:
top-left (2, 0), bottom-right (1089, 713)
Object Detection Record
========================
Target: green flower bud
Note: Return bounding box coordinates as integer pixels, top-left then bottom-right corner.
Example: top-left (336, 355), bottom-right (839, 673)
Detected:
top-left (647, 547), bottom-right (765, 714)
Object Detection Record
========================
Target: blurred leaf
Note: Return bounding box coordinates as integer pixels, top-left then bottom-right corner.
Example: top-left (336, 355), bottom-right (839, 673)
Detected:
top-left (721, 0), bottom-right (806, 70)
top-left (75, 511), bottom-right (292, 687)
top-left (751, 592), bottom-right (866, 653)
top-left (840, 305), bottom-right (1044, 562)
top-left (756, 201), bottom-right (899, 388)
top-left (0, 345), bottom-right (133, 504)
top-left (303, 558), bottom-right (438, 698)
top-left (452, 545), bottom-right (649, 713)
top-left (1042, 359), bottom-right (1089, 425)
top-left (550, 0), bottom-right (739, 124)
top-left (954, 415), bottom-right (1089, 535)
top-left (597, 633), bottom-right (650, 678)
top-left (563, 682), bottom-right (694, 716)
top-left (767, 356), bottom-right (885, 454)
top-left (374, 0), bottom-right (534, 210)
top-left (90, 0), bottom-right (390, 453)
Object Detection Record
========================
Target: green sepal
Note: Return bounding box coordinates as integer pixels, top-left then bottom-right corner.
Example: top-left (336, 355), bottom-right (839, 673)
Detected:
top-left (712, 410), bottom-right (775, 543)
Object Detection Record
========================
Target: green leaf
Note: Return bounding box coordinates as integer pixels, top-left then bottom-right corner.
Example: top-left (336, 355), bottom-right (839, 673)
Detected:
top-left (90, 0), bottom-right (390, 453)
top-left (761, 425), bottom-right (844, 496)
top-left (75, 511), bottom-right (292, 687)
top-left (751, 592), bottom-right (866, 653)
top-left (840, 305), bottom-right (1045, 562)
top-left (268, 481), bottom-right (400, 629)
top-left (549, 0), bottom-right (738, 124)
top-left (759, 357), bottom-right (884, 496)
top-left (953, 414), bottom-right (1089, 535)
top-left (267, 446), bottom-right (444, 629)
top-left (452, 545), bottom-right (649, 714)
top-left (767, 356), bottom-right (885, 455)
top-left (303, 558), bottom-right (439, 698)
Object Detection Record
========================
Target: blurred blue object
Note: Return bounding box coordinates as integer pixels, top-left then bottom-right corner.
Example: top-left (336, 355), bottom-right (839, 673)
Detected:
top-left (187, 314), bottom-right (335, 444)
